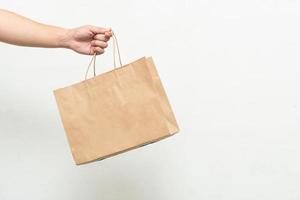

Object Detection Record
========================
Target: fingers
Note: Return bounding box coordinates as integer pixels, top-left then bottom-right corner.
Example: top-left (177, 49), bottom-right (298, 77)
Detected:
top-left (92, 40), bottom-right (108, 48)
top-left (91, 32), bottom-right (111, 55)
top-left (91, 37), bottom-right (108, 55)
top-left (91, 46), bottom-right (104, 55)
top-left (88, 26), bottom-right (112, 55)
top-left (93, 34), bottom-right (110, 42)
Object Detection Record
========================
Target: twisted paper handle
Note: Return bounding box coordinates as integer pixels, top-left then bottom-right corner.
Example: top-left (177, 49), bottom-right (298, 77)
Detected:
top-left (85, 31), bottom-right (123, 80)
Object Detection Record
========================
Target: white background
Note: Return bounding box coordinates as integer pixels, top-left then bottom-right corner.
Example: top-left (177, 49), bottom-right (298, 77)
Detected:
top-left (1, 0), bottom-right (300, 199)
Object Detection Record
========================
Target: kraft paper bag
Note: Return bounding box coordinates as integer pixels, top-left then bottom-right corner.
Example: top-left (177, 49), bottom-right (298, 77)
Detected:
top-left (53, 33), bottom-right (179, 165)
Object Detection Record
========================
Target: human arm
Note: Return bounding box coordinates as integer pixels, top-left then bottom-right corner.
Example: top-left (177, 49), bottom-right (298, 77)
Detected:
top-left (0, 9), bottom-right (111, 55)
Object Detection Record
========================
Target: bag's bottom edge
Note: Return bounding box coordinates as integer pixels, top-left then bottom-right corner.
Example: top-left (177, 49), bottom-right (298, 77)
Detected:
top-left (75, 129), bottom-right (180, 165)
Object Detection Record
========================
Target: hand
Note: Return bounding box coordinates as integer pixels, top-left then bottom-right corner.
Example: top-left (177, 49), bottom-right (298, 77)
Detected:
top-left (63, 25), bottom-right (112, 55)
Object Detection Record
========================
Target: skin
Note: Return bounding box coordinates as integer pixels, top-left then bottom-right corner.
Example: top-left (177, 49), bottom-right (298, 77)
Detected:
top-left (0, 9), bottom-right (112, 55)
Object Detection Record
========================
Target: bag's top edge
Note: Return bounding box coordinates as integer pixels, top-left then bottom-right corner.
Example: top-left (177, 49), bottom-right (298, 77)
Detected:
top-left (54, 56), bottom-right (152, 92)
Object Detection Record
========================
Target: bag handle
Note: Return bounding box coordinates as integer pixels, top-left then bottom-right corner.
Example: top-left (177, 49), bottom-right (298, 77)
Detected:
top-left (85, 31), bottom-right (123, 80)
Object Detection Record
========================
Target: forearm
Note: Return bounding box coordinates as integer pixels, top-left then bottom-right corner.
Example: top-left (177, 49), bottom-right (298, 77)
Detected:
top-left (0, 9), bottom-right (69, 48)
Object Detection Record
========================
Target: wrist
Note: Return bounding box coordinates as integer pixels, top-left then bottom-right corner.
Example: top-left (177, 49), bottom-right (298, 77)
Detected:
top-left (57, 28), bottom-right (73, 49)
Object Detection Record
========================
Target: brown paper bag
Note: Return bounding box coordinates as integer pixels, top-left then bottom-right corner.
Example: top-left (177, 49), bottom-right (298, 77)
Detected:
top-left (53, 33), bottom-right (179, 165)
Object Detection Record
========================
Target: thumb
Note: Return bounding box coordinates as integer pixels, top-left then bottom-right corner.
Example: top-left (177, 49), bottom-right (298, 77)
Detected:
top-left (89, 26), bottom-right (111, 34)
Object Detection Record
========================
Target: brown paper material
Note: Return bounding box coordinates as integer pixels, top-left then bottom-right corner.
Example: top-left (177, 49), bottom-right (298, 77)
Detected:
top-left (54, 44), bottom-right (179, 165)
